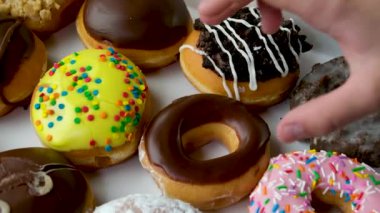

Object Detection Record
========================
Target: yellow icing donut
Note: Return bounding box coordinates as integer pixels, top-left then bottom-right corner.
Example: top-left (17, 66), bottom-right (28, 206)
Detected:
top-left (30, 48), bottom-right (149, 168)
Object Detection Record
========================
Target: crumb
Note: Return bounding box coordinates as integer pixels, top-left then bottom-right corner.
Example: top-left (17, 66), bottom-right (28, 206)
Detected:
top-left (0, 0), bottom-right (62, 24)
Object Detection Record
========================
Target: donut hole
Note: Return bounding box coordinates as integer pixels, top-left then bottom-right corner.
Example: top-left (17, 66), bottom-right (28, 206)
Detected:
top-left (181, 122), bottom-right (239, 160)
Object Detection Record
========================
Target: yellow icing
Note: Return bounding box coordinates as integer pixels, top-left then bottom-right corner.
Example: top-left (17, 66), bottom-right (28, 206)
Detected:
top-left (30, 48), bottom-right (148, 152)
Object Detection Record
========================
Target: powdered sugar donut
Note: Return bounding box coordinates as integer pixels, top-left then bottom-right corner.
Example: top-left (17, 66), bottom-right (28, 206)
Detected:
top-left (94, 194), bottom-right (200, 213)
top-left (249, 150), bottom-right (380, 212)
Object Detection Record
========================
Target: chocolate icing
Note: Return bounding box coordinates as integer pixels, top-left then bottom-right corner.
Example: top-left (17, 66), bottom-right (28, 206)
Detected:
top-left (0, 148), bottom-right (92, 213)
top-left (194, 7), bottom-right (312, 82)
top-left (83, 0), bottom-right (191, 50)
top-left (0, 18), bottom-right (35, 105)
top-left (144, 94), bottom-right (270, 184)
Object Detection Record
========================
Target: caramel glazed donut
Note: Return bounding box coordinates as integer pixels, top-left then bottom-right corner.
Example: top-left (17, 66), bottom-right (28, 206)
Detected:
top-left (0, 148), bottom-right (94, 213)
top-left (139, 94), bottom-right (271, 210)
top-left (76, 0), bottom-right (193, 69)
top-left (249, 150), bottom-right (380, 212)
top-left (290, 57), bottom-right (380, 167)
top-left (0, 18), bottom-right (47, 117)
top-left (180, 7), bottom-right (312, 108)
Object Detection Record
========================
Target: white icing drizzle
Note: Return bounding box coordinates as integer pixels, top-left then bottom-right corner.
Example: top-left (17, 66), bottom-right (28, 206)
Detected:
top-left (249, 9), bottom-right (288, 77)
top-left (267, 34), bottom-right (289, 76)
top-left (179, 45), bottom-right (233, 97)
top-left (289, 18), bottom-right (304, 54)
top-left (0, 200), bottom-right (10, 213)
top-left (204, 24), bottom-right (240, 100)
top-left (249, 7), bottom-right (260, 19)
top-left (220, 21), bottom-right (257, 90)
top-left (280, 26), bottom-right (300, 63)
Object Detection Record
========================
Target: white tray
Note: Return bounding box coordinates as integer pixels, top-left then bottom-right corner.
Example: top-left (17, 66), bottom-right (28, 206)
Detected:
top-left (0, 1), bottom-right (348, 212)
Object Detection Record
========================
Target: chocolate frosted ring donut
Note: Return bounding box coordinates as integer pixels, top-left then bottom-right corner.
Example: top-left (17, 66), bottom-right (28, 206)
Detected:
top-left (139, 94), bottom-right (270, 210)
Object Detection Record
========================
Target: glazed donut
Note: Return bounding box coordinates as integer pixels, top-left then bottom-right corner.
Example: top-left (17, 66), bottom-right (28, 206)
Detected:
top-left (0, 148), bottom-right (94, 213)
top-left (139, 94), bottom-right (270, 210)
top-left (94, 194), bottom-right (200, 212)
top-left (76, 0), bottom-right (192, 70)
top-left (0, 0), bottom-right (84, 38)
top-left (180, 7), bottom-right (312, 109)
top-left (0, 18), bottom-right (47, 117)
top-left (30, 48), bottom-right (150, 169)
top-left (290, 57), bottom-right (380, 167)
top-left (249, 150), bottom-right (380, 212)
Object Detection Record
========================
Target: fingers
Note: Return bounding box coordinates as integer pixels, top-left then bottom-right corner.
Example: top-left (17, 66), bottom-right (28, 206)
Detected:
top-left (257, 0), bottom-right (283, 34)
top-left (198, 0), bottom-right (252, 25)
top-left (277, 72), bottom-right (380, 143)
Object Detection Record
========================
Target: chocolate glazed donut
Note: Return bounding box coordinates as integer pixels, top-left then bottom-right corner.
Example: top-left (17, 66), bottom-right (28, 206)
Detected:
top-left (0, 18), bottom-right (34, 106)
top-left (0, 148), bottom-right (94, 213)
top-left (145, 94), bottom-right (269, 183)
top-left (83, 0), bottom-right (191, 50)
top-left (140, 94), bottom-right (271, 209)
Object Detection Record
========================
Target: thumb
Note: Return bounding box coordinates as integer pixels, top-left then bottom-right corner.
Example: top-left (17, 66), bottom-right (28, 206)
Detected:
top-left (198, 0), bottom-right (253, 25)
top-left (277, 71), bottom-right (380, 143)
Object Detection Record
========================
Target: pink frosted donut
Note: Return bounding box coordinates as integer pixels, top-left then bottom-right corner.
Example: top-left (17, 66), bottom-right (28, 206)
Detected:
top-left (249, 150), bottom-right (380, 212)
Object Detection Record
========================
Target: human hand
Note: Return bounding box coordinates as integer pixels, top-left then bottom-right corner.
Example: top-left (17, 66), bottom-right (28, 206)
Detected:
top-left (198, 0), bottom-right (380, 143)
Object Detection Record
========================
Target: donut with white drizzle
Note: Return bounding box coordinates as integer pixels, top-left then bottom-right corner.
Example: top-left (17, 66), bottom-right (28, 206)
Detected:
top-left (249, 150), bottom-right (380, 212)
top-left (179, 7), bottom-right (312, 108)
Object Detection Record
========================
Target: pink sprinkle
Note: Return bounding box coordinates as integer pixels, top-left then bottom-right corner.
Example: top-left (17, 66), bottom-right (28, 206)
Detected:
top-left (329, 163), bottom-right (337, 173)
top-left (84, 77), bottom-right (92, 82)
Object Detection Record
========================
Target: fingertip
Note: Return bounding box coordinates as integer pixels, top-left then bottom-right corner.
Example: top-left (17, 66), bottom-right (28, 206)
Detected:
top-left (198, 0), bottom-right (227, 25)
top-left (276, 120), bottom-right (306, 143)
top-left (258, 1), bottom-right (283, 34)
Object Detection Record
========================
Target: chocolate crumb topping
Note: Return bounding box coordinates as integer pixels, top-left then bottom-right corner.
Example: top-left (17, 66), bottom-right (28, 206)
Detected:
top-left (194, 7), bottom-right (312, 82)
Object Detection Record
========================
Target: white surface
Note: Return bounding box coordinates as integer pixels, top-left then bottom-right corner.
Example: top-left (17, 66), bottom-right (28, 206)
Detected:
top-left (0, 1), bottom-right (346, 212)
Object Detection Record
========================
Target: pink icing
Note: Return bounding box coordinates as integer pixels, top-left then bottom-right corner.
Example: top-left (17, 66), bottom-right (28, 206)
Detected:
top-left (249, 150), bottom-right (380, 212)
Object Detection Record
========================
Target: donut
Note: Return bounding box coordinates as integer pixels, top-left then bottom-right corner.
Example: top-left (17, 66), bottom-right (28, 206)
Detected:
top-left (0, 17), bottom-right (47, 117)
top-left (139, 94), bottom-right (270, 210)
top-left (249, 150), bottom-right (380, 212)
top-left (290, 57), bottom-right (380, 167)
top-left (179, 7), bottom-right (312, 109)
top-left (30, 48), bottom-right (150, 169)
top-left (0, 147), bottom-right (94, 212)
top-left (94, 194), bottom-right (200, 212)
top-left (76, 0), bottom-right (192, 70)
top-left (0, 0), bottom-right (84, 38)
